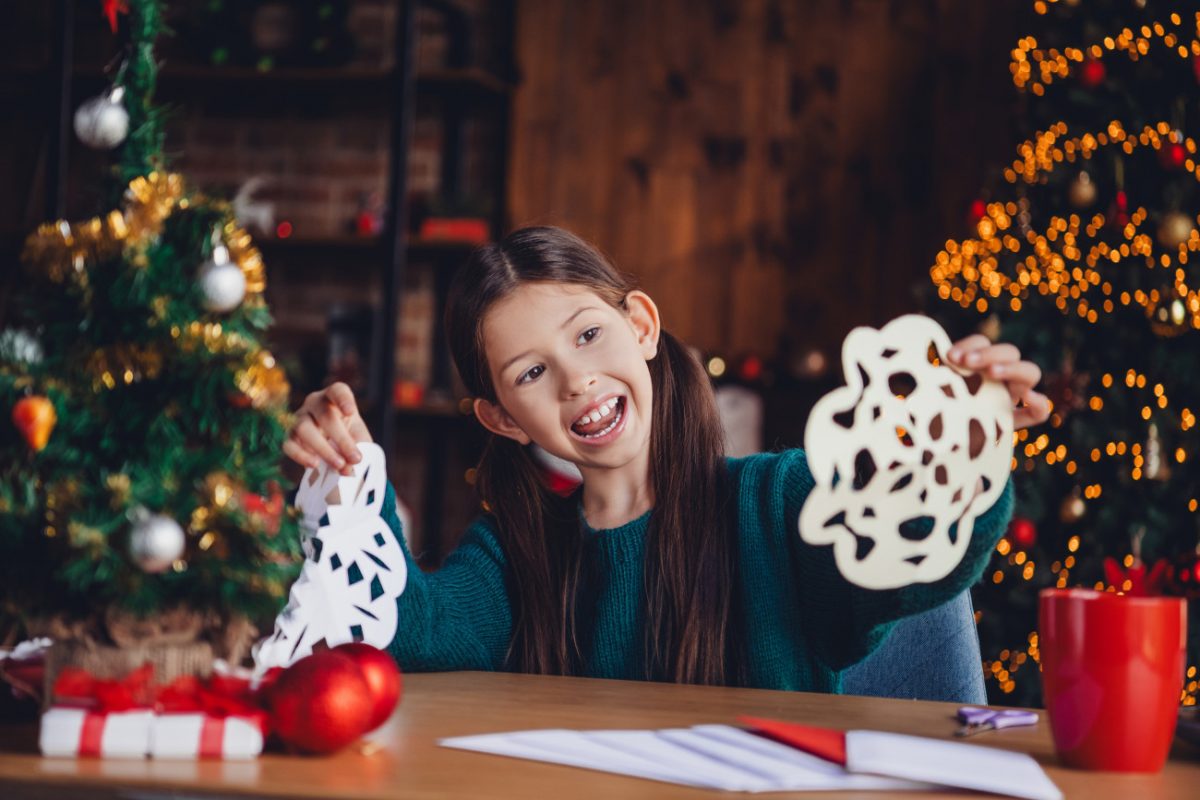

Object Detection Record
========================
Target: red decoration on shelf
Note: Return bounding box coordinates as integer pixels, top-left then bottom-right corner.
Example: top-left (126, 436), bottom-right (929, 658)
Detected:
top-left (1160, 143), bottom-right (1187, 170)
top-left (101, 0), bottom-right (129, 33)
top-left (267, 650), bottom-right (373, 754)
top-left (418, 217), bottom-right (490, 244)
top-left (275, 221), bottom-right (293, 239)
top-left (1079, 58), bottom-right (1106, 88)
top-left (1102, 556), bottom-right (1168, 597)
top-left (332, 643), bottom-right (403, 732)
top-left (12, 395), bottom-right (57, 452)
top-left (1008, 517), bottom-right (1037, 549)
top-left (738, 355), bottom-right (764, 382)
top-left (969, 199), bottom-right (987, 223)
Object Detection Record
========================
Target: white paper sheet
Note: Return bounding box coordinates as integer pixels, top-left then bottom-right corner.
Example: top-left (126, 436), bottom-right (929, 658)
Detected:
top-left (440, 724), bottom-right (1037, 794)
top-left (846, 730), bottom-right (1063, 800)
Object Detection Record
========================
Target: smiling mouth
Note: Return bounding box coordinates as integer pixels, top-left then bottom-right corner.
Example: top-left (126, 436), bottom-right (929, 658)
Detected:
top-left (570, 396), bottom-right (625, 439)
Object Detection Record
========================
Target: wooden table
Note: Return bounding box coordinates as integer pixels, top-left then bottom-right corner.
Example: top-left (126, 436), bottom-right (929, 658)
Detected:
top-left (1, 671), bottom-right (1198, 799)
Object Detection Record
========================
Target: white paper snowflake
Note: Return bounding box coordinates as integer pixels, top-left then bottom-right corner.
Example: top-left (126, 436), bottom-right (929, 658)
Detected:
top-left (798, 315), bottom-right (1014, 590)
top-left (254, 443), bottom-right (407, 670)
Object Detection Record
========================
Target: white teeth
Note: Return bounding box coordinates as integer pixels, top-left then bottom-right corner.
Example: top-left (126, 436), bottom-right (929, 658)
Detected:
top-left (576, 398), bottom-right (619, 428)
top-left (573, 397), bottom-right (623, 437)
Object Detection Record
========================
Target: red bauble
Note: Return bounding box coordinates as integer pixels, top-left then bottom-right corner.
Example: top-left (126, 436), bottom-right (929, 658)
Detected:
top-left (1008, 517), bottom-right (1037, 549)
top-left (268, 651), bottom-right (373, 754)
top-left (1160, 143), bottom-right (1187, 170)
top-left (969, 199), bottom-right (987, 223)
top-left (1080, 58), bottom-right (1106, 88)
top-left (332, 643), bottom-right (403, 732)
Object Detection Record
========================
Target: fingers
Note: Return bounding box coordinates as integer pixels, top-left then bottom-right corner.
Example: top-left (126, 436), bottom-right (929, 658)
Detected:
top-left (312, 399), bottom-right (363, 470)
top-left (290, 411), bottom-right (351, 473)
top-left (948, 341), bottom-right (1020, 370)
top-left (346, 414), bottom-right (374, 444)
top-left (325, 382), bottom-right (360, 418)
top-left (1014, 388), bottom-right (1052, 429)
top-left (946, 335), bottom-right (991, 364)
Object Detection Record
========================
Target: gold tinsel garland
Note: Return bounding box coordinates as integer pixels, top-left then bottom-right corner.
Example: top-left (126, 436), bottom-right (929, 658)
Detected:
top-left (235, 350), bottom-right (290, 410)
top-left (21, 172), bottom-right (268, 306)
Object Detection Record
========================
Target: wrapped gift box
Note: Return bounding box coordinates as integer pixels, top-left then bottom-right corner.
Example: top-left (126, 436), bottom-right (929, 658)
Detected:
top-left (151, 712), bottom-right (264, 759)
top-left (39, 706), bottom-right (153, 758)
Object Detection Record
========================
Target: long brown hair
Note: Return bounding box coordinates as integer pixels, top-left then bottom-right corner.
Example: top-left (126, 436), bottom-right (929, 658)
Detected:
top-left (444, 226), bottom-right (743, 685)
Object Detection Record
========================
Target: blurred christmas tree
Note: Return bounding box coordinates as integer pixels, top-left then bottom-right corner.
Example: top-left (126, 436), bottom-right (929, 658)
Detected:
top-left (928, 0), bottom-right (1200, 707)
top-left (0, 0), bottom-right (300, 667)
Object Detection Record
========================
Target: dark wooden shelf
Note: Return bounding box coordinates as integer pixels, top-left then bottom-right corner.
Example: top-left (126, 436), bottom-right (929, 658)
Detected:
top-left (66, 64), bottom-right (513, 107)
top-left (256, 235), bottom-right (484, 263)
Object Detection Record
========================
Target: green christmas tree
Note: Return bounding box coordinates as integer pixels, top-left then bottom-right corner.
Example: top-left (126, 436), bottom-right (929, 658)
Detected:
top-left (0, 0), bottom-right (300, 665)
top-left (928, 0), bottom-right (1200, 707)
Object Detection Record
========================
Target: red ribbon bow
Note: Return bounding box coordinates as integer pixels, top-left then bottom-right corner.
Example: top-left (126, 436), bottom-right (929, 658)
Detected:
top-left (155, 673), bottom-right (270, 734)
top-left (52, 663), bottom-right (155, 711)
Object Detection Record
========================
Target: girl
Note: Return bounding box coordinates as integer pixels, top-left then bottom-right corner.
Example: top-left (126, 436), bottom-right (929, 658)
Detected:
top-left (284, 226), bottom-right (1049, 691)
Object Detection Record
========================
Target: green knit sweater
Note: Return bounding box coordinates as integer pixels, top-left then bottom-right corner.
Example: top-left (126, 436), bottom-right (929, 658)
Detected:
top-left (383, 449), bottom-right (1013, 692)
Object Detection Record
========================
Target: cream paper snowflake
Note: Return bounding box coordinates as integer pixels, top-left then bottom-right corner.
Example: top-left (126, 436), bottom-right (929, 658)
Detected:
top-left (798, 315), bottom-right (1014, 590)
top-left (254, 443), bottom-right (407, 669)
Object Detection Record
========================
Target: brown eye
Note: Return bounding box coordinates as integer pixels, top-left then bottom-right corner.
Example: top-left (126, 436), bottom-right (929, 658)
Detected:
top-left (577, 326), bottom-right (601, 345)
top-left (518, 364), bottom-right (545, 385)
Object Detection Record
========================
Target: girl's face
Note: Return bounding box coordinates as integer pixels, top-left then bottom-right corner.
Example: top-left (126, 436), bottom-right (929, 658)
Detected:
top-left (474, 282), bottom-right (660, 475)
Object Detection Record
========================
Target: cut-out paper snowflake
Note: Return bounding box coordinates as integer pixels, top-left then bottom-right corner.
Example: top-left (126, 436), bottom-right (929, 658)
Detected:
top-left (254, 443), bottom-right (407, 669)
top-left (798, 315), bottom-right (1014, 590)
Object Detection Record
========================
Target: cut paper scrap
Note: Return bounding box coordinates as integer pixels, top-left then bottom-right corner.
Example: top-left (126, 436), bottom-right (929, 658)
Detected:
top-left (254, 443), bottom-right (407, 671)
top-left (740, 716), bottom-right (1061, 800)
top-left (799, 314), bottom-right (1014, 589)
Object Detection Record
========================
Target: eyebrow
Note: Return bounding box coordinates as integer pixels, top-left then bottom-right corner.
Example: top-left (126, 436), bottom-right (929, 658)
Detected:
top-left (498, 305), bottom-right (599, 376)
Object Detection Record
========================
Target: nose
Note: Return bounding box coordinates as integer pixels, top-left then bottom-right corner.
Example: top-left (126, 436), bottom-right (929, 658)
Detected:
top-left (560, 364), bottom-right (597, 399)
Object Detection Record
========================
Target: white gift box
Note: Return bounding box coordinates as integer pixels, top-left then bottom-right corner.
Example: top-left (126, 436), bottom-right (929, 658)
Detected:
top-left (39, 706), bottom-right (153, 758)
top-left (150, 712), bottom-right (263, 760)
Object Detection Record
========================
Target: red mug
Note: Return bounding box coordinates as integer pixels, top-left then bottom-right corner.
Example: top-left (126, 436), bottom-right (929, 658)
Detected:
top-left (1038, 588), bottom-right (1187, 772)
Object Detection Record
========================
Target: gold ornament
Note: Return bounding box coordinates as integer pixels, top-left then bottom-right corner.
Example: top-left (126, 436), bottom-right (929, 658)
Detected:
top-left (235, 350), bottom-right (290, 410)
top-left (1060, 493), bottom-right (1086, 524)
top-left (1067, 172), bottom-right (1097, 208)
top-left (1157, 212), bottom-right (1195, 249)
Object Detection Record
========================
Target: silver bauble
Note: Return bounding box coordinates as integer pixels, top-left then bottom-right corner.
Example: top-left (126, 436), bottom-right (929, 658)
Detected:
top-left (198, 245), bottom-right (247, 313)
top-left (129, 513), bottom-right (186, 573)
top-left (73, 87), bottom-right (129, 150)
top-left (1067, 172), bottom-right (1097, 208)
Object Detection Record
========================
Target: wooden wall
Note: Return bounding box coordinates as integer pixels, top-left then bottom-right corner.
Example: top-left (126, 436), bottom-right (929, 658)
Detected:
top-left (508, 0), bottom-right (1022, 361)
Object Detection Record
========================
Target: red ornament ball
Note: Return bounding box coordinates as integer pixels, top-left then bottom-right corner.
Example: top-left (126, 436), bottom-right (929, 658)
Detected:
top-left (268, 651), bottom-right (373, 754)
top-left (1008, 517), bottom-right (1037, 549)
top-left (1080, 58), bottom-right (1106, 88)
top-left (1160, 143), bottom-right (1186, 170)
top-left (332, 643), bottom-right (403, 732)
top-left (969, 199), bottom-right (987, 222)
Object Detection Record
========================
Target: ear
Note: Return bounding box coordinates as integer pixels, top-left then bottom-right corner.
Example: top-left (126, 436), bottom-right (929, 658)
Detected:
top-left (473, 398), bottom-right (532, 445)
top-left (624, 290), bottom-right (661, 360)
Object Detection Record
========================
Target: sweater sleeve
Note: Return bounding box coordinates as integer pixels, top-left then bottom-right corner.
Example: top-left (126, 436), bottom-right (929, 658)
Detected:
top-left (775, 449), bottom-right (1014, 672)
top-left (380, 482), bottom-right (513, 672)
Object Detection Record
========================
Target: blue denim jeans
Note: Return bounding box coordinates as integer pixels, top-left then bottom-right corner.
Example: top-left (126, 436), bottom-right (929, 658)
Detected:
top-left (840, 590), bottom-right (987, 704)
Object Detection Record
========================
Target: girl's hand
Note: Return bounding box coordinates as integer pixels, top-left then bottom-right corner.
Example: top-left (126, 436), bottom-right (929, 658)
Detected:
top-left (946, 335), bottom-right (1051, 431)
top-left (284, 382), bottom-right (373, 476)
